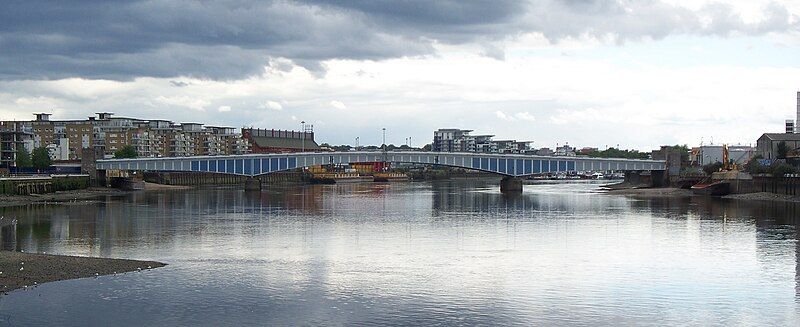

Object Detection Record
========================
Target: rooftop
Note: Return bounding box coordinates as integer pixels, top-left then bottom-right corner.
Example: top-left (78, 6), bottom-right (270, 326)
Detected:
top-left (759, 133), bottom-right (800, 141)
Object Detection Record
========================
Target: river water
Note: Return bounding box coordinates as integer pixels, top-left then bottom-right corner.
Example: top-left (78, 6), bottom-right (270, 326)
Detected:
top-left (0, 180), bottom-right (799, 326)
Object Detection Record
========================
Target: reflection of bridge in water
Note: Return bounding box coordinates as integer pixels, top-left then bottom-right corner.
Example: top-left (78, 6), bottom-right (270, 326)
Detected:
top-left (97, 151), bottom-right (666, 192)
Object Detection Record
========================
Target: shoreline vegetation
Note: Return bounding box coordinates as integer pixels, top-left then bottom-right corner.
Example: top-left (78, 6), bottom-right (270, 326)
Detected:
top-left (0, 251), bottom-right (166, 295)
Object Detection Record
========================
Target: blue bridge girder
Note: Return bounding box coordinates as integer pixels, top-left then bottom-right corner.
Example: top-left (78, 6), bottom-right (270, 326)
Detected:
top-left (96, 151), bottom-right (666, 178)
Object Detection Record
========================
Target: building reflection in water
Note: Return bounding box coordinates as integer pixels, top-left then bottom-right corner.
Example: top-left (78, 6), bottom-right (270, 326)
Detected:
top-left (0, 180), bottom-right (799, 301)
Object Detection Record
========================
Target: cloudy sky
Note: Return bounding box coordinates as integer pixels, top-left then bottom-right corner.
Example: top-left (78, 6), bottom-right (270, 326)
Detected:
top-left (1, 0), bottom-right (799, 150)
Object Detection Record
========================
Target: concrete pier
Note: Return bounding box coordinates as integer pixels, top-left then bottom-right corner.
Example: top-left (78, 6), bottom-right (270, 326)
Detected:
top-left (244, 177), bottom-right (262, 191)
top-left (500, 176), bottom-right (523, 193)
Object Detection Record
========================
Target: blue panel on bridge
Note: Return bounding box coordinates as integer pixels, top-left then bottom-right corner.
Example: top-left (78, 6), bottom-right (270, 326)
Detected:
top-left (254, 159), bottom-right (262, 175)
top-left (498, 159), bottom-right (506, 173)
top-left (546, 160), bottom-right (554, 172)
top-left (480, 158), bottom-right (488, 170)
top-left (200, 160), bottom-right (208, 172)
top-left (209, 160), bottom-right (217, 172)
top-left (234, 159), bottom-right (242, 174)
top-left (472, 158), bottom-right (479, 169)
top-left (270, 158), bottom-right (279, 172)
top-left (191, 161), bottom-right (199, 172)
top-left (490, 158), bottom-right (497, 171)
top-left (568, 161), bottom-right (575, 171)
top-left (226, 160), bottom-right (234, 173)
top-left (533, 160), bottom-right (541, 173)
top-left (279, 158), bottom-right (287, 170)
top-left (244, 159), bottom-right (252, 175)
top-left (260, 159), bottom-right (268, 173)
top-left (524, 160), bottom-right (532, 174)
top-left (559, 161), bottom-right (567, 171)
top-left (516, 159), bottom-right (523, 175)
top-left (288, 157), bottom-right (297, 169)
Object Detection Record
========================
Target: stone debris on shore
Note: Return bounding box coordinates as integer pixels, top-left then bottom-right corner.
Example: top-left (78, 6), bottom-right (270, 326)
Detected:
top-left (723, 192), bottom-right (800, 203)
top-left (0, 251), bottom-right (166, 294)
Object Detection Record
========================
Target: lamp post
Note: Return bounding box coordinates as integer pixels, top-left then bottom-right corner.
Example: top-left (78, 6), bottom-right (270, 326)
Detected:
top-left (301, 121), bottom-right (306, 152)
top-left (382, 128), bottom-right (386, 149)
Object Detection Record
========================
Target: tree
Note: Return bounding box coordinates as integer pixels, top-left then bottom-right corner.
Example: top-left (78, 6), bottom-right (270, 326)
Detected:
top-left (744, 155), bottom-right (767, 175)
top-left (114, 145), bottom-right (138, 159)
top-left (31, 147), bottom-right (52, 170)
top-left (422, 144), bottom-right (432, 151)
top-left (587, 147), bottom-right (649, 159)
top-left (15, 148), bottom-right (31, 168)
top-left (777, 141), bottom-right (789, 159)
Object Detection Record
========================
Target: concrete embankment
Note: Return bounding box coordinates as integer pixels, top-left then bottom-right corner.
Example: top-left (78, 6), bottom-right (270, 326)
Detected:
top-left (0, 251), bottom-right (165, 294)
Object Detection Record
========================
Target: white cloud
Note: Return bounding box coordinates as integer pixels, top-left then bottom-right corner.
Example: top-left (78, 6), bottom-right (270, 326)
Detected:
top-left (261, 101), bottom-right (283, 111)
top-left (515, 112), bottom-right (536, 122)
top-left (495, 110), bottom-right (515, 121)
top-left (330, 100), bottom-right (347, 110)
top-left (154, 96), bottom-right (208, 111)
top-left (218, 105), bottom-right (232, 112)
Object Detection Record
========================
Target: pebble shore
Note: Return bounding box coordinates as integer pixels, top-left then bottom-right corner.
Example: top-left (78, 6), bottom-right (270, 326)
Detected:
top-left (0, 251), bottom-right (166, 294)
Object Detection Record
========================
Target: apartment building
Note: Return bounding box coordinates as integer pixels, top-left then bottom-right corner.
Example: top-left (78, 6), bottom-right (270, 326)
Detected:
top-left (432, 128), bottom-right (529, 154)
top-left (0, 112), bottom-right (255, 166)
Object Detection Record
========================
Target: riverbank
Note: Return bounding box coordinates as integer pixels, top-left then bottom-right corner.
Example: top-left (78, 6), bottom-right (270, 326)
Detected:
top-left (723, 192), bottom-right (800, 203)
top-left (0, 251), bottom-right (165, 294)
top-left (0, 187), bottom-right (130, 208)
top-left (604, 185), bottom-right (800, 203)
top-left (604, 187), bottom-right (693, 198)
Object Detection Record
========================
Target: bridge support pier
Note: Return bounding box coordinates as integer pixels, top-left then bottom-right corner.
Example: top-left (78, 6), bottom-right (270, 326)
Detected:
top-left (244, 177), bottom-right (261, 191)
top-left (500, 177), bottom-right (523, 194)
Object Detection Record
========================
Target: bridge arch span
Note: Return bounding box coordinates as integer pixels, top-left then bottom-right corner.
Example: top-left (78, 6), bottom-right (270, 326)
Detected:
top-left (96, 151), bottom-right (666, 178)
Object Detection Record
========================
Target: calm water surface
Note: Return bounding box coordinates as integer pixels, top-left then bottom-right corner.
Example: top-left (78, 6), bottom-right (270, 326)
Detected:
top-left (1, 180), bottom-right (799, 326)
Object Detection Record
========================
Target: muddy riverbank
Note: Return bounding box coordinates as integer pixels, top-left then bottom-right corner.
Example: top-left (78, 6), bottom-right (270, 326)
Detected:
top-left (0, 187), bottom-right (131, 208)
top-left (0, 251), bottom-right (165, 294)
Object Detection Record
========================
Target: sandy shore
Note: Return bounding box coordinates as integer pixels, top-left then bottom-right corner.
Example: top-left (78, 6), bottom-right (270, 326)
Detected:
top-left (0, 251), bottom-right (166, 294)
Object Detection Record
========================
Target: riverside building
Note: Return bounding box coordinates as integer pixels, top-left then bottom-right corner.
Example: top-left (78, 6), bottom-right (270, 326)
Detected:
top-left (0, 112), bottom-right (269, 168)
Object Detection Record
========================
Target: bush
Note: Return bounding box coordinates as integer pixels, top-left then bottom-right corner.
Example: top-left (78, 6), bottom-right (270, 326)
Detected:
top-left (770, 163), bottom-right (797, 177)
top-left (114, 145), bottom-right (138, 159)
top-left (702, 162), bottom-right (724, 175)
top-left (744, 155), bottom-right (768, 175)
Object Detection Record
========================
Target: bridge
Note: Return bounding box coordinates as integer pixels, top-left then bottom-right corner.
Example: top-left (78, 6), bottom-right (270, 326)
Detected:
top-left (96, 151), bottom-right (666, 192)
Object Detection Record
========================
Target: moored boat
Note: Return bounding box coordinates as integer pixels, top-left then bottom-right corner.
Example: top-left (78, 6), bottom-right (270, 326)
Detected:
top-left (691, 180), bottom-right (731, 196)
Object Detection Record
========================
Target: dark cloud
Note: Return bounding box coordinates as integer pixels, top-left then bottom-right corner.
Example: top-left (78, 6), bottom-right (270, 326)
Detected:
top-left (0, 0), bottom-right (796, 80)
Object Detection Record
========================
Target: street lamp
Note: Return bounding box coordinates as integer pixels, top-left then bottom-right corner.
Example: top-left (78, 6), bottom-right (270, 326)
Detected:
top-left (382, 128), bottom-right (386, 149)
top-left (301, 121), bottom-right (306, 152)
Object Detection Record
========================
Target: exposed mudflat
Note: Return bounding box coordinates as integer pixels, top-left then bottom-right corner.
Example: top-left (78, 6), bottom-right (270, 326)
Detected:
top-left (0, 187), bottom-right (128, 208)
top-left (723, 192), bottom-right (800, 203)
top-left (0, 251), bottom-right (166, 294)
top-left (604, 187), bottom-right (693, 198)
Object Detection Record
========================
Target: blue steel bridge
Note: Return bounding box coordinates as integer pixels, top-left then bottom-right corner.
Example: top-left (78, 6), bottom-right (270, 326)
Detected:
top-left (97, 151), bottom-right (665, 177)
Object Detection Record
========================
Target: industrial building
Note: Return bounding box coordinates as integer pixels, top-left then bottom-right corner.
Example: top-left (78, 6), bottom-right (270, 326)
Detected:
top-left (697, 145), bottom-right (754, 166)
top-left (243, 128), bottom-right (320, 153)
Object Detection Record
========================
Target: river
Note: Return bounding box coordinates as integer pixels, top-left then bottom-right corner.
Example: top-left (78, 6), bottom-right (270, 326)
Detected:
top-left (0, 180), bottom-right (798, 326)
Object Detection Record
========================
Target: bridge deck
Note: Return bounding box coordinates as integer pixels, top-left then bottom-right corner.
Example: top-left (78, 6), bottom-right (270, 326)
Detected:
top-left (96, 151), bottom-right (666, 178)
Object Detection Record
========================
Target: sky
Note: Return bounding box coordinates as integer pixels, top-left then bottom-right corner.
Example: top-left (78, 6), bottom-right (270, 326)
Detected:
top-left (1, 0), bottom-right (800, 151)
